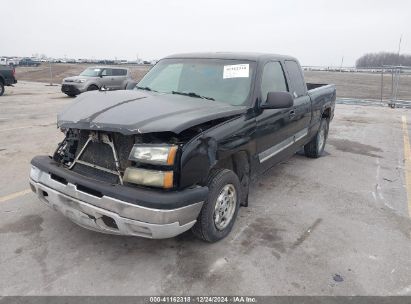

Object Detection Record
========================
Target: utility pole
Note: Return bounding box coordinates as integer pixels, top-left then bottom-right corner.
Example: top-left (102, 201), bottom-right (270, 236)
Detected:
top-left (393, 35), bottom-right (403, 102)
top-left (339, 56), bottom-right (344, 72)
top-left (380, 67), bottom-right (384, 102)
top-left (391, 35), bottom-right (403, 107)
top-left (397, 35), bottom-right (402, 64)
top-left (49, 60), bottom-right (53, 86)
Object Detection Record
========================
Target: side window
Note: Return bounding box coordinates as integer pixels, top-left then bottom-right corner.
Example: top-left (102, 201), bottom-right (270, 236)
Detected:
top-left (101, 68), bottom-right (112, 76)
top-left (260, 61), bottom-right (288, 102)
top-left (113, 69), bottom-right (127, 76)
top-left (284, 60), bottom-right (306, 97)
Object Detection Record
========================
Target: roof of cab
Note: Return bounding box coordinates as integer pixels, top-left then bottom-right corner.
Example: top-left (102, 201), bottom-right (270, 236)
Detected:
top-left (164, 52), bottom-right (298, 62)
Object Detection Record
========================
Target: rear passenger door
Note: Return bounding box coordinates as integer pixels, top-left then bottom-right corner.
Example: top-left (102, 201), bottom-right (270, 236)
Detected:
top-left (112, 69), bottom-right (128, 89)
top-left (284, 60), bottom-right (311, 143)
top-left (100, 68), bottom-right (115, 89)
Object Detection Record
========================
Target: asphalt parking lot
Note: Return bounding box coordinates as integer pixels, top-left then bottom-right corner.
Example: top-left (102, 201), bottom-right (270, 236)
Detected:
top-left (0, 82), bottom-right (410, 296)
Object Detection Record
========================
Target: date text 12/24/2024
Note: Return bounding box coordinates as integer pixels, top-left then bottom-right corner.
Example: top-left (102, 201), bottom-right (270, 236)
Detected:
top-left (149, 296), bottom-right (257, 303)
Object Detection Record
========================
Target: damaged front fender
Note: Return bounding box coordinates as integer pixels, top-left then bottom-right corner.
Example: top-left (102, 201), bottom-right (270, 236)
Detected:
top-left (179, 112), bottom-right (257, 188)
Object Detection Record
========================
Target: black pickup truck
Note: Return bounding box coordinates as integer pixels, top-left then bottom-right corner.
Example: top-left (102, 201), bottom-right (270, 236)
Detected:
top-left (0, 66), bottom-right (17, 96)
top-left (30, 53), bottom-right (336, 242)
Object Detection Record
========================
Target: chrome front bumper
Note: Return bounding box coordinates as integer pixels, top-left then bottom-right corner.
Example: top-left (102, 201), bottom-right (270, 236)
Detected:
top-left (29, 166), bottom-right (203, 239)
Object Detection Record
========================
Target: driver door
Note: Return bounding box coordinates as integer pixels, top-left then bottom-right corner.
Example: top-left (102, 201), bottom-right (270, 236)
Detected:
top-left (255, 61), bottom-right (296, 173)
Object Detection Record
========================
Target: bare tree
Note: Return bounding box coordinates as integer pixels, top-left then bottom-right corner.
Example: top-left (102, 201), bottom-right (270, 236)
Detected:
top-left (356, 52), bottom-right (411, 68)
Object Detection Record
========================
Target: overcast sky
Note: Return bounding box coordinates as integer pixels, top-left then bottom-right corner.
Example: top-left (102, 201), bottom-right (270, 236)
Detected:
top-left (1, 0), bottom-right (410, 66)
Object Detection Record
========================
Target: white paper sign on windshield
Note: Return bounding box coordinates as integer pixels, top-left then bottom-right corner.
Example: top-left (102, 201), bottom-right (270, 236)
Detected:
top-left (223, 64), bottom-right (249, 79)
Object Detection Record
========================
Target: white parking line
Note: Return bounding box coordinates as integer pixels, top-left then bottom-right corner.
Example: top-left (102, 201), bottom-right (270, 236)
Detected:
top-left (401, 115), bottom-right (411, 217)
top-left (0, 189), bottom-right (32, 203)
top-left (0, 123), bottom-right (55, 132)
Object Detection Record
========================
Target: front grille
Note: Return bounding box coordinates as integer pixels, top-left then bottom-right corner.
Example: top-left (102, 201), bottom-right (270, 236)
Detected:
top-left (73, 163), bottom-right (120, 184)
top-left (62, 84), bottom-right (77, 93)
top-left (62, 84), bottom-right (72, 90)
top-left (79, 141), bottom-right (116, 171)
top-left (70, 130), bottom-right (134, 184)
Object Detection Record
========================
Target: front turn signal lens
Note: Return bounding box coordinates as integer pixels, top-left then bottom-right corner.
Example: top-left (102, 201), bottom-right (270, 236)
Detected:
top-left (124, 167), bottom-right (174, 189)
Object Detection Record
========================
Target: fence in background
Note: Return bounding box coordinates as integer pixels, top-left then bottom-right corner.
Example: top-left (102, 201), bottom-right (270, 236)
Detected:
top-left (303, 66), bottom-right (411, 108)
top-left (380, 66), bottom-right (411, 108)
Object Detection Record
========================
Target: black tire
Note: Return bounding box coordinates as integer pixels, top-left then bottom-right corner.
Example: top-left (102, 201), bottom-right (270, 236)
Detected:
top-left (192, 169), bottom-right (241, 242)
top-left (87, 85), bottom-right (99, 91)
top-left (0, 82), bottom-right (4, 96)
top-left (304, 118), bottom-right (329, 158)
top-left (66, 93), bottom-right (77, 97)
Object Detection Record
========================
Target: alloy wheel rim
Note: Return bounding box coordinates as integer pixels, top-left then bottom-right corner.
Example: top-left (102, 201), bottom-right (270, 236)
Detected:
top-left (214, 184), bottom-right (237, 230)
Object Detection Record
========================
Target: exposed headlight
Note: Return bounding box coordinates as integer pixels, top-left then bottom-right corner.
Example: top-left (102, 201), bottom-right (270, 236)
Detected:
top-left (129, 145), bottom-right (177, 165)
top-left (123, 167), bottom-right (173, 189)
top-left (74, 79), bottom-right (86, 83)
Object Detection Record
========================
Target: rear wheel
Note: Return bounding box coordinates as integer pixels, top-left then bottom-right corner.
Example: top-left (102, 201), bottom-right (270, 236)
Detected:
top-left (304, 118), bottom-right (329, 158)
top-left (87, 85), bottom-right (98, 91)
top-left (0, 82), bottom-right (4, 96)
top-left (192, 169), bottom-right (241, 242)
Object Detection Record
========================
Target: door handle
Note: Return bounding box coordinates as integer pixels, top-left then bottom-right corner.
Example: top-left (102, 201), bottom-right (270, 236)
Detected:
top-left (289, 110), bottom-right (296, 119)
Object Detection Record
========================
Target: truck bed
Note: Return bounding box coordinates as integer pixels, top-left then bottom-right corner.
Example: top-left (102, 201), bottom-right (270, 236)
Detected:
top-left (307, 82), bottom-right (336, 121)
top-left (307, 83), bottom-right (329, 91)
top-left (307, 82), bottom-right (336, 99)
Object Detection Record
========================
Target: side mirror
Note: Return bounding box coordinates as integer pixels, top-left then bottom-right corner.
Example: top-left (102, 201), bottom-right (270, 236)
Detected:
top-left (261, 91), bottom-right (294, 109)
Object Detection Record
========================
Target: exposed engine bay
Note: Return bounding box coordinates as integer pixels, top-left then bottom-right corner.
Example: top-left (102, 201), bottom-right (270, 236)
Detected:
top-left (52, 116), bottom-right (232, 187)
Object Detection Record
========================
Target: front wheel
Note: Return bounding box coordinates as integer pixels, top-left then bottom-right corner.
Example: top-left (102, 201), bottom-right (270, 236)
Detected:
top-left (192, 169), bottom-right (241, 242)
top-left (0, 82), bottom-right (4, 96)
top-left (87, 85), bottom-right (99, 91)
top-left (304, 118), bottom-right (329, 158)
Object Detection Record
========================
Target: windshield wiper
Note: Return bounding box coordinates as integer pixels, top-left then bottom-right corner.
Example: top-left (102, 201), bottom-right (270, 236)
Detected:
top-left (171, 91), bottom-right (214, 101)
top-left (136, 86), bottom-right (157, 92)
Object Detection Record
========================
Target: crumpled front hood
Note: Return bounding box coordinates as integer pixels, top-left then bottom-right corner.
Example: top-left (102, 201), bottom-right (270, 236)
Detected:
top-left (57, 90), bottom-right (246, 135)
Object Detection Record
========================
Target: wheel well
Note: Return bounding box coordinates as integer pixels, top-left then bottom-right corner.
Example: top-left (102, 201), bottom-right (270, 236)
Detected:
top-left (212, 151), bottom-right (250, 206)
top-left (322, 107), bottom-right (331, 119)
top-left (0, 77), bottom-right (4, 84)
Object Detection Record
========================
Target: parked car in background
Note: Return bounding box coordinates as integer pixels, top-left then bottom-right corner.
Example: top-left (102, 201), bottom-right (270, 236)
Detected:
top-left (30, 52), bottom-right (336, 242)
top-left (61, 67), bottom-right (132, 97)
top-left (7, 58), bottom-right (20, 66)
top-left (19, 58), bottom-right (40, 67)
top-left (0, 58), bottom-right (7, 66)
top-left (0, 65), bottom-right (17, 96)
